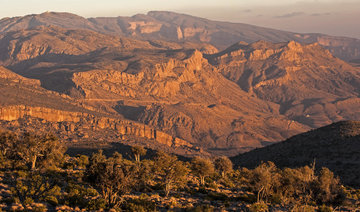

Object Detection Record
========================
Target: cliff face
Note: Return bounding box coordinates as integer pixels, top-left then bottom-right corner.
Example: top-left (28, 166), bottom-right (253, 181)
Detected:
top-left (0, 105), bottom-right (193, 149)
top-left (71, 50), bottom-right (210, 100)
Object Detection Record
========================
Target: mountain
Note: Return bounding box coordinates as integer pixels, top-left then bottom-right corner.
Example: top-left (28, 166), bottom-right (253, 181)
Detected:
top-left (206, 40), bottom-right (360, 128)
top-left (0, 64), bottom-right (203, 157)
top-left (0, 26), bottom-right (311, 155)
top-left (0, 23), bottom-right (359, 156)
top-left (1, 11), bottom-right (360, 61)
top-left (231, 121), bottom-right (360, 187)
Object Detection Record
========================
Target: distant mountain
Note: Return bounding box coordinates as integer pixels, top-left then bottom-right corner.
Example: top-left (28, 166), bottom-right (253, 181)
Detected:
top-left (0, 11), bottom-right (360, 61)
top-left (232, 121), bottom-right (360, 187)
top-left (206, 40), bottom-right (360, 128)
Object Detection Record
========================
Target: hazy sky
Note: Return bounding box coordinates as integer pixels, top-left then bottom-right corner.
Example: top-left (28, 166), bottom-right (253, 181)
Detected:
top-left (1, 0), bottom-right (359, 38)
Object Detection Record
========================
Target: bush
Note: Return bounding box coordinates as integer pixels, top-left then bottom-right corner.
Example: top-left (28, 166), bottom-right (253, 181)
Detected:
top-left (64, 184), bottom-right (103, 210)
top-left (249, 201), bottom-right (268, 212)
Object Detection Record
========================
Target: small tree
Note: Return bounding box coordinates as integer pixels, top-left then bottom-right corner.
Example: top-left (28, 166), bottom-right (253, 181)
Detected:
top-left (250, 161), bottom-right (280, 202)
top-left (154, 152), bottom-right (189, 196)
top-left (2, 132), bottom-right (66, 170)
top-left (11, 171), bottom-right (61, 206)
top-left (136, 159), bottom-right (155, 192)
top-left (191, 157), bottom-right (215, 186)
top-left (131, 145), bottom-right (147, 163)
top-left (214, 156), bottom-right (233, 178)
top-left (85, 151), bottom-right (136, 209)
top-left (17, 133), bottom-right (66, 170)
top-left (312, 167), bottom-right (345, 205)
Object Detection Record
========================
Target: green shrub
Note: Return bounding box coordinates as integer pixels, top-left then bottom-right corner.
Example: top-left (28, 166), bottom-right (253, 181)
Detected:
top-left (249, 201), bottom-right (268, 212)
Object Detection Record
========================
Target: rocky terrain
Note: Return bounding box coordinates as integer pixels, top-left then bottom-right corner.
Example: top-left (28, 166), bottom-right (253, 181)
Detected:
top-left (206, 40), bottom-right (360, 128)
top-left (0, 13), bottom-right (359, 157)
top-left (1, 11), bottom-right (360, 61)
top-left (0, 65), bottom-right (202, 156)
top-left (232, 121), bottom-right (360, 187)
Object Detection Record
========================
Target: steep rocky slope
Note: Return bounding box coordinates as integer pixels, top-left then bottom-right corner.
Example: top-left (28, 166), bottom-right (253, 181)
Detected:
top-left (0, 65), bottom-right (202, 156)
top-left (68, 49), bottom-right (309, 155)
top-left (1, 11), bottom-right (360, 61)
top-left (0, 25), bottom-right (359, 156)
top-left (206, 41), bottom-right (360, 128)
top-left (232, 121), bottom-right (360, 187)
top-left (0, 26), bottom-right (310, 155)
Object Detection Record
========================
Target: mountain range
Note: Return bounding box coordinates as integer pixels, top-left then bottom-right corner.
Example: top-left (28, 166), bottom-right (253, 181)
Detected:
top-left (0, 11), bottom-right (359, 157)
top-left (1, 11), bottom-right (360, 62)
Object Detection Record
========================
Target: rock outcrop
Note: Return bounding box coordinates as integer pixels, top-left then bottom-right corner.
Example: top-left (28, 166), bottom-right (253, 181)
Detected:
top-left (0, 105), bottom-right (193, 148)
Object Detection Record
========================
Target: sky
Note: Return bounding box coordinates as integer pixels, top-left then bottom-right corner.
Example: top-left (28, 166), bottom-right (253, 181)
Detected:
top-left (0, 0), bottom-right (359, 39)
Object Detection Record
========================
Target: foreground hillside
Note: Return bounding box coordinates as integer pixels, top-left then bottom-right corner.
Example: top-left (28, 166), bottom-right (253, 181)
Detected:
top-left (232, 121), bottom-right (360, 187)
top-left (1, 11), bottom-right (360, 61)
top-left (0, 130), bottom-right (359, 211)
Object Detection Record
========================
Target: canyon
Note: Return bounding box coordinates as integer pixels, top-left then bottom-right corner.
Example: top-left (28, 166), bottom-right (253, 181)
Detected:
top-left (0, 12), bottom-right (359, 157)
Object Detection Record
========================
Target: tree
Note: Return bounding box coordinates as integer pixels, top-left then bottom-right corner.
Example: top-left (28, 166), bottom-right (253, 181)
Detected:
top-left (249, 162), bottom-right (280, 202)
top-left (214, 156), bottom-right (233, 178)
top-left (312, 168), bottom-right (345, 205)
top-left (279, 165), bottom-right (315, 204)
top-left (17, 132), bottom-right (66, 170)
top-left (85, 151), bottom-right (136, 209)
top-left (191, 157), bottom-right (215, 186)
top-left (135, 159), bottom-right (155, 192)
top-left (131, 145), bottom-right (147, 163)
top-left (154, 152), bottom-right (189, 196)
top-left (10, 171), bottom-right (61, 206)
top-left (1, 131), bottom-right (66, 170)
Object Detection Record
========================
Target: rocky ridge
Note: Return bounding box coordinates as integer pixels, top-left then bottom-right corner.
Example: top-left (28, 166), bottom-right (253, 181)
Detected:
top-left (206, 41), bottom-right (360, 128)
top-left (1, 11), bottom-right (360, 61)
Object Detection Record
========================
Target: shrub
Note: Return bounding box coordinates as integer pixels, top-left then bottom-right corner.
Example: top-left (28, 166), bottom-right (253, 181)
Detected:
top-left (249, 201), bottom-right (268, 212)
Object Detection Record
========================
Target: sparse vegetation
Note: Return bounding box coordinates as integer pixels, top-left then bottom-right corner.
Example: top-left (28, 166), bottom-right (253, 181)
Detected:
top-left (0, 130), bottom-right (359, 211)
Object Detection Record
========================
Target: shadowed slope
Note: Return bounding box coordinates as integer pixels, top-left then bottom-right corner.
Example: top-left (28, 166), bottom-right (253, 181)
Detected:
top-left (232, 121), bottom-right (360, 187)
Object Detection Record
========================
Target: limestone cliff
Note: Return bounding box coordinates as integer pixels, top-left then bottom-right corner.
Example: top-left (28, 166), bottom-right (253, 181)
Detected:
top-left (0, 105), bottom-right (193, 150)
